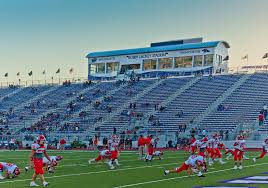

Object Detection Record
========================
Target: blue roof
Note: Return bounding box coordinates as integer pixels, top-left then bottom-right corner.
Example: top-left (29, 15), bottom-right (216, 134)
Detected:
top-left (86, 41), bottom-right (230, 58)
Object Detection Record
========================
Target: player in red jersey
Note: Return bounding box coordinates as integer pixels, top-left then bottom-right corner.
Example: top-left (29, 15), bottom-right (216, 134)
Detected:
top-left (253, 138), bottom-right (268, 162)
top-left (164, 154), bottom-right (206, 177)
top-left (145, 135), bottom-right (154, 162)
top-left (29, 135), bottom-right (51, 187)
top-left (233, 135), bottom-right (246, 170)
top-left (138, 135), bottom-right (145, 160)
top-left (189, 136), bottom-right (197, 153)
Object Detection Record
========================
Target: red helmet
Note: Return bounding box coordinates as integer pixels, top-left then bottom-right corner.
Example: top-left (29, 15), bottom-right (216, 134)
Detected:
top-left (37, 135), bottom-right (46, 142)
top-left (56, 156), bottom-right (63, 161)
top-left (212, 133), bottom-right (218, 139)
top-left (37, 135), bottom-right (46, 145)
top-left (14, 167), bottom-right (20, 176)
top-left (52, 161), bottom-right (58, 166)
top-left (236, 135), bottom-right (243, 140)
top-left (201, 137), bottom-right (208, 142)
top-left (196, 160), bottom-right (204, 166)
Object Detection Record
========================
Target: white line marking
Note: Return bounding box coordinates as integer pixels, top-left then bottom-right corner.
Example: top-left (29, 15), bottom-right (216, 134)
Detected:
top-left (112, 162), bottom-right (268, 188)
top-left (0, 162), bottom-right (180, 184)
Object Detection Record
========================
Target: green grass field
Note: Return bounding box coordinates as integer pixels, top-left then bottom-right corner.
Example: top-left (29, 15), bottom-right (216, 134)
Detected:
top-left (0, 150), bottom-right (268, 188)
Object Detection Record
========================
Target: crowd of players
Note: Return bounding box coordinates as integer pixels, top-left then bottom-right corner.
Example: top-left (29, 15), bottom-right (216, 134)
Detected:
top-left (0, 133), bottom-right (268, 186)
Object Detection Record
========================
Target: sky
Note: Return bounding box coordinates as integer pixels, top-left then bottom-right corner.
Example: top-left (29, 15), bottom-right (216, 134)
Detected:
top-left (0, 0), bottom-right (268, 83)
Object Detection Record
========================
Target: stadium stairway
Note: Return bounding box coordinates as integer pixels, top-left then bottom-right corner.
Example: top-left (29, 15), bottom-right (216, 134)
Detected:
top-left (57, 81), bottom-right (130, 129)
top-left (0, 87), bottom-right (25, 103)
top-left (29, 81), bottom-right (103, 127)
top-left (135, 76), bottom-right (202, 134)
top-left (198, 73), bottom-right (268, 133)
top-left (141, 74), bottom-right (244, 133)
top-left (91, 76), bottom-right (199, 134)
top-left (194, 74), bottom-right (252, 128)
top-left (86, 78), bottom-right (167, 134)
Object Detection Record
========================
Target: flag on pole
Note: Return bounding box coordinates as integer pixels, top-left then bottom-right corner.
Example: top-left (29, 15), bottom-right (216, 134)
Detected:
top-left (16, 72), bottom-right (20, 76)
top-left (28, 71), bottom-right (33, 76)
top-left (242, 55), bottom-right (248, 60)
top-left (69, 68), bottom-right (74, 74)
top-left (4, 73), bottom-right (8, 77)
top-left (42, 70), bottom-right (46, 75)
top-left (56, 68), bottom-right (60, 74)
top-left (263, 53), bottom-right (268, 59)
top-left (223, 56), bottom-right (229, 61)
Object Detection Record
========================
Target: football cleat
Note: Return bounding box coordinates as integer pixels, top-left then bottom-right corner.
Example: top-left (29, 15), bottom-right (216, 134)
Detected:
top-left (164, 170), bottom-right (169, 176)
top-left (43, 182), bottom-right (49, 187)
top-left (0, 174), bottom-right (5, 180)
top-left (30, 181), bottom-right (39, 187)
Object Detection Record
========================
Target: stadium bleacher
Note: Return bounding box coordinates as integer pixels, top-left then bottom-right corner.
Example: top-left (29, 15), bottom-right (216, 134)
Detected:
top-left (0, 73), bottom-right (267, 141)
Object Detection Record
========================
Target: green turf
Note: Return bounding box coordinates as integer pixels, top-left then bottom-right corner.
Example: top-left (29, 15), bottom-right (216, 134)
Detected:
top-left (0, 150), bottom-right (267, 188)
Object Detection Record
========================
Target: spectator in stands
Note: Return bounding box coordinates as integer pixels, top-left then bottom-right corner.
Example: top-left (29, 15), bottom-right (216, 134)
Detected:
top-left (113, 127), bottom-right (117, 134)
top-left (103, 137), bottom-right (108, 146)
top-left (182, 124), bottom-right (187, 132)
top-left (220, 130), bottom-right (224, 138)
top-left (159, 106), bottom-right (166, 112)
top-left (107, 105), bottom-right (112, 113)
top-left (217, 104), bottom-right (224, 111)
top-left (225, 130), bottom-right (229, 140)
top-left (154, 104), bottom-right (159, 111)
top-left (202, 129), bottom-right (207, 136)
top-left (176, 110), bottom-right (183, 117)
top-left (258, 111), bottom-right (264, 127)
top-left (59, 138), bottom-right (66, 150)
top-left (263, 104), bottom-right (268, 119)
top-left (167, 140), bottom-right (173, 148)
top-left (190, 128), bottom-right (196, 137)
top-left (178, 124), bottom-right (182, 132)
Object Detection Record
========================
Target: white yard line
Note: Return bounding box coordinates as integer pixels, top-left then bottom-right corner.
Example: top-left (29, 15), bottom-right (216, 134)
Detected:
top-left (13, 155), bottom-right (187, 167)
top-left (112, 162), bottom-right (268, 188)
top-left (1, 161), bottom-right (268, 185)
top-left (0, 162), bottom-right (180, 184)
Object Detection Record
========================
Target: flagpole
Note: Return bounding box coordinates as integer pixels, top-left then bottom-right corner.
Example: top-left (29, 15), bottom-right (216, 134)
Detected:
top-left (44, 71), bottom-right (47, 85)
top-left (58, 73), bottom-right (60, 85)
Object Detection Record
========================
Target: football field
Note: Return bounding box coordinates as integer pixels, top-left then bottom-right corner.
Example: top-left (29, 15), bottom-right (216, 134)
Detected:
top-left (0, 150), bottom-right (268, 188)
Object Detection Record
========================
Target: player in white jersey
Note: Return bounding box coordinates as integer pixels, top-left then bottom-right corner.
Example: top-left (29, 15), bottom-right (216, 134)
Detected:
top-left (43, 156), bottom-right (63, 173)
top-left (233, 135), bottom-right (246, 170)
top-left (108, 134), bottom-right (120, 169)
top-left (88, 148), bottom-right (111, 164)
top-left (153, 151), bottom-right (164, 160)
top-left (207, 134), bottom-right (226, 165)
top-left (0, 162), bottom-right (20, 179)
top-left (164, 155), bottom-right (206, 177)
top-left (253, 139), bottom-right (268, 162)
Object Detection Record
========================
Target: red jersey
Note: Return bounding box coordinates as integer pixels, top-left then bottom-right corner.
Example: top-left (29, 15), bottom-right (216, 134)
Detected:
top-left (138, 137), bottom-right (145, 146)
top-left (60, 139), bottom-right (66, 145)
